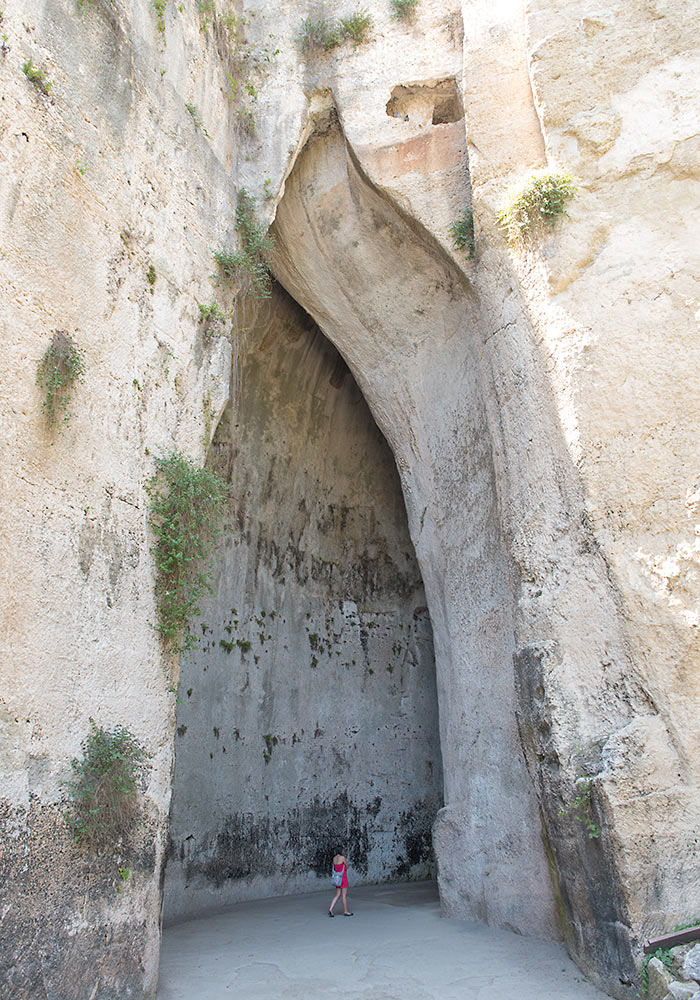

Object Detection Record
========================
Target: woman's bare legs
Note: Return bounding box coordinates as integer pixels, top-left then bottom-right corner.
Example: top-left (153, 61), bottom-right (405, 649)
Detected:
top-left (341, 887), bottom-right (352, 915)
top-left (329, 888), bottom-right (341, 915)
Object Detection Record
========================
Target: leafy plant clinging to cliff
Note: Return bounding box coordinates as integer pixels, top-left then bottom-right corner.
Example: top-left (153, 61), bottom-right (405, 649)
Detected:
top-left (22, 58), bottom-right (52, 94)
top-left (146, 451), bottom-right (229, 652)
top-left (199, 302), bottom-right (231, 343)
top-left (65, 719), bottom-right (150, 847)
top-left (496, 171), bottom-right (576, 246)
top-left (185, 101), bottom-right (210, 137)
top-left (213, 189), bottom-right (275, 299)
top-left (153, 0), bottom-right (166, 34)
top-left (36, 331), bottom-right (86, 428)
top-left (559, 777), bottom-right (600, 839)
top-left (449, 208), bottom-right (475, 257)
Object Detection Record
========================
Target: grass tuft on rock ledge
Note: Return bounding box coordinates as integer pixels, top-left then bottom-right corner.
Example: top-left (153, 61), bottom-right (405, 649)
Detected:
top-left (496, 170), bottom-right (576, 247)
top-left (299, 9), bottom-right (372, 52)
top-left (339, 10), bottom-right (372, 45)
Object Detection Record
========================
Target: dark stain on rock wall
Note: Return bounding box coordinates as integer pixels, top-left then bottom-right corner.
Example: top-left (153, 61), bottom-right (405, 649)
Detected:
top-left (176, 793), bottom-right (436, 890)
top-left (0, 798), bottom-right (158, 1000)
top-left (513, 641), bottom-right (637, 991)
top-left (391, 800), bottom-right (437, 879)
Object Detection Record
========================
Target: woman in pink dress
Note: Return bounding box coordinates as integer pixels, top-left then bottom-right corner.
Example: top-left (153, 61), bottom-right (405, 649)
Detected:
top-left (329, 850), bottom-right (353, 916)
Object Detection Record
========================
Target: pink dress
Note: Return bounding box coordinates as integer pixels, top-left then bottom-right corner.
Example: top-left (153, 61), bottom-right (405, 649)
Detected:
top-left (334, 862), bottom-right (348, 888)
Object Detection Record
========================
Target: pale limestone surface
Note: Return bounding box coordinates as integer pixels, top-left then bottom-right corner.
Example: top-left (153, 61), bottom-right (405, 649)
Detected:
top-left (1, 0), bottom-right (699, 997)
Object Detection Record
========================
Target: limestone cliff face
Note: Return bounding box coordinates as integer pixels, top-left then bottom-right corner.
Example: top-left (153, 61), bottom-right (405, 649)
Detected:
top-left (1, 0), bottom-right (698, 998)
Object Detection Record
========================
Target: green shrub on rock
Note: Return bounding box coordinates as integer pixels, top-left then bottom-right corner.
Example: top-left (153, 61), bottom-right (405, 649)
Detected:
top-left (146, 451), bottom-right (229, 652)
top-left (496, 170), bottom-right (577, 247)
top-left (22, 58), bottom-right (52, 94)
top-left (36, 331), bottom-right (85, 429)
top-left (65, 719), bottom-right (150, 848)
top-left (214, 189), bottom-right (275, 299)
top-left (390, 0), bottom-right (419, 21)
top-left (449, 208), bottom-right (475, 257)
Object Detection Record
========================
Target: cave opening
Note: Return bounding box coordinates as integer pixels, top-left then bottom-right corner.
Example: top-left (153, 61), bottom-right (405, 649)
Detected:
top-left (164, 112), bottom-right (557, 943)
top-left (163, 283), bottom-right (444, 923)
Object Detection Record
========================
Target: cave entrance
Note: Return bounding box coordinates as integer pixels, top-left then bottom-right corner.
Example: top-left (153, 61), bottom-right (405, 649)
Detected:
top-left (163, 282), bottom-right (444, 923)
top-left (262, 117), bottom-right (556, 939)
top-left (164, 112), bottom-right (555, 938)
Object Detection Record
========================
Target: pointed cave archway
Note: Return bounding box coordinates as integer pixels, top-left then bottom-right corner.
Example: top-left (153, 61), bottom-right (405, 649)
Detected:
top-left (265, 118), bottom-right (557, 939)
top-left (163, 281), bottom-right (444, 921)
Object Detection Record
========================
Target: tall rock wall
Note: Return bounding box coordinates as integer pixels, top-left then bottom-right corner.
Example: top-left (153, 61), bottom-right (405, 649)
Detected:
top-left (0, 1), bottom-right (239, 995)
top-left (1, 0), bottom-right (699, 998)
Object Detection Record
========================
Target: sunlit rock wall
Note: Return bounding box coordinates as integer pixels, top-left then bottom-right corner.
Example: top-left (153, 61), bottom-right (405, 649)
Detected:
top-left (0, 1), bottom-right (239, 994)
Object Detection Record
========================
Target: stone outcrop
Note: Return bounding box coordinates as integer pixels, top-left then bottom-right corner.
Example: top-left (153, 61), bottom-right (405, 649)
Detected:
top-left (1, 0), bottom-right (699, 998)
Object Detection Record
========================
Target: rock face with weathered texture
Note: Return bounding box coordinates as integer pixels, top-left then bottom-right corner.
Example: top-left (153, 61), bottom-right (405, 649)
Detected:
top-left (2, 0), bottom-right (700, 998)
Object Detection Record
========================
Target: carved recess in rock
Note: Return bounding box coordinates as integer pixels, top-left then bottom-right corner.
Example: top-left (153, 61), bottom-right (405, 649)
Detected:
top-left (163, 285), bottom-right (443, 922)
top-left (385, 79), bottom-right (464, 126)
top-left (267, 118), bottom-right (675, 996)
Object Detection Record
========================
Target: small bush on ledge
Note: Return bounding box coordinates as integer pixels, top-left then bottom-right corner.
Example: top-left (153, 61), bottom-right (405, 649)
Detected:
top-left (146, 451), bottom-right (229, 652)
top-left (449, 208), bottom-right (475, 257)
top-left (64, 719), bottom-right (150, 848)
top-left (213, 189), bottom-right (275, 299)
top-left (36, 331), bottom-right (85, 429)
top-left (496, 170), bottom-right (577, 247)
